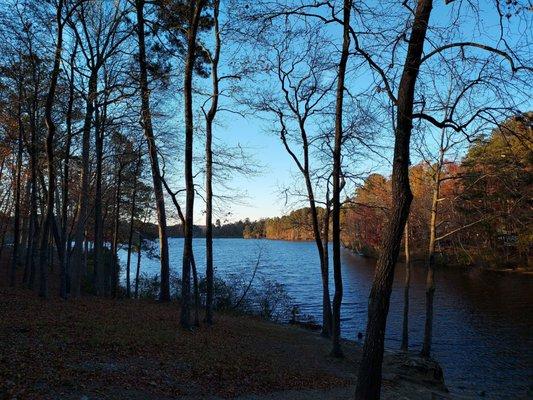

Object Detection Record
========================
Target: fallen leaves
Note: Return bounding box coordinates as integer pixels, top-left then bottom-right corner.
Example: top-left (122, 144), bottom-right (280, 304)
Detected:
top-left (0, 285), bottom-right (352, 399)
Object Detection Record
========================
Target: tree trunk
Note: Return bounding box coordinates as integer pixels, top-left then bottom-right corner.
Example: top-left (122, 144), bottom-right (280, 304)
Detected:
top-left (59, 40), bottom-right (77, 299)
top-left (135, 0), bottom-right (170, 302)
top-left (191, 253), bottom-right (200, 326)
top-left (126, 148), bottom-right (141, 299)
top-left (135, 233), bottom-right (142, 299)
top-left (0, 191), bottom-right (13, 264)
top-left (355, 0), bottom-right (433, 398)
top-left (303, 173), bottom-right (332, 338)
top-left (321, 193), bottom-right (333, 338)
top-left (70, 70), bottom-right (97, 298)
top-left (25, 95), bottom-right (39, 289)
top-left (331, 0), bottom-right (351, 358)
top-left (421, 145), bottom-right (443, 358)
top-left (10, 78), bottom-right (24, 287)
top-left (38, 0), bottom-right (65, 298)
top-left (400, 221), bottom-right (411, 351)
top-left (204, 0), bottom-right (220, 325)
top-left (93, 99), bottom-right (105, 295)
top-left (111, 164), bottom-right (124, 298)
top-left (181, 0), bottom-right (206, 329)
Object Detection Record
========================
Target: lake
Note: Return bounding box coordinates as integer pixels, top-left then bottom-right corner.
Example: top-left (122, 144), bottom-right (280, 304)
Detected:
top-left (118, 238), bottom-right (533, 399)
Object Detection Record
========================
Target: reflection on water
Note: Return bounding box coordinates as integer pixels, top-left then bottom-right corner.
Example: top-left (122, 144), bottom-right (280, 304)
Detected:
top-left (118, 238), bottom-right (533, 399)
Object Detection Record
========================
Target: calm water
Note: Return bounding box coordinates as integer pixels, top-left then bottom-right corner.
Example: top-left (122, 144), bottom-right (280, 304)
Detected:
top-left (118, 238), bottom-right (533, 399)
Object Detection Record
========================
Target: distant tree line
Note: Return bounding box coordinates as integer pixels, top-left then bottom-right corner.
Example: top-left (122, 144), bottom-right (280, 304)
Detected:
top-left (239, 114), bottom-right (532, 269)
top-left (343, 113), bottom-right (532, 269)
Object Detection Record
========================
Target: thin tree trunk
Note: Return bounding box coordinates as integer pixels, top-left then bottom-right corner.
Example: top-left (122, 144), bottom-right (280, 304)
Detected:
top-left (38, 0), bottom-right (65, 298)
top-left (60, 40), bottom-right (77, 299)
top-left (321, 193), bottom-right (333, 338)
top-left (93, 99), bottom-right (105, 295)
top-left (181, 0), bottom-right (206, 329)
top-left (191, 253), bottom-right (200, 326)
top-left (279, 120), bottom-right (332, 338)
top-left (355, 0), bottom-right (433, 398)
top-left (204, 0), bottom-right (220, 325)
top-left (25, 95), bottom-right (39, 289)
top-left (400, 221), bottom-right (411, 351)
top-left (331, 0), bottom-right (351, 358)
top-left (135, 232), bottom-right (142, 299)
top-left (421, 144), bottom-right (443, 358)
top-left (111, 164), bottom-right (124, 298)
top-left (134, 0), bottom-right (170, 302)
top-left (0, 192), bottom-right (13, 267)
top-left (70, 70), bottom-right (97, 298)
top-left (126, 147), bottom-right (141, 299)
top-left (20, 179), bottom-right (30, 266)
top-left (10, 78), bottom-right (24, 287)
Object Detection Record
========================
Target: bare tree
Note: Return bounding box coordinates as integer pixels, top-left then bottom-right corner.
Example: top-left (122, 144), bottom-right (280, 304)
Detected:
top-left (203, 0), bottom-right (221, 325)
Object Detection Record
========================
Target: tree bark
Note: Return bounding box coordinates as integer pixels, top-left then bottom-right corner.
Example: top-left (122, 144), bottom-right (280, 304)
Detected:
top-left (331, 0), bottom-right (351, 358)
top-left (126, 147), bottom-right (141, 298)
top-left (421, 141), bottom-right (444, 358)
top-left (93, 98), bottom-right (105, 295)
top-left (10, 77), bottom-right (24, 287)
top-left (70, 70), bottom-right (97, 298)
top-left (181, 0), bottom-right (206, 329)
top-left (355, 0), bottom-right (433, 398)
top-left (204, 0), bottom-right (220, 325)
top-left (321, 191), bottom-right (333, 338)
top-left (135, 232), bottom-right (142, 299)
top-left (135, 0), bottom-right (171, 302)
top-left (38, 0), bottom-right (65, 298)
top-left (25, 82), bottom-right (39, 289)
top-left (59, 40), bottom-right (77, 299)
top-left (400, 221), bottom-right (411, 351)
top-left (111, 163), bottom-right (124, 298)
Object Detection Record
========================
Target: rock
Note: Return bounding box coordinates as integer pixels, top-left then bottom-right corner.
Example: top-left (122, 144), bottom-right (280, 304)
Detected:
top-left (383, 352), bottom-right (447, 392)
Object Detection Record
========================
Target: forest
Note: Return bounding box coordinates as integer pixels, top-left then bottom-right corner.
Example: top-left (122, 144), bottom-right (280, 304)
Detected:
top-left (244, 114), bottom-right (532, 269)
top-left (0, 0), bottom-right (531, 399)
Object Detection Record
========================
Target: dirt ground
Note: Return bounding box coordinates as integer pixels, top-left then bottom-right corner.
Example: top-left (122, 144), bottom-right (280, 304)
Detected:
top-left (0, 281), bottom-right (450, 400)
